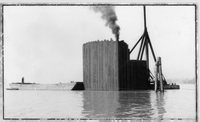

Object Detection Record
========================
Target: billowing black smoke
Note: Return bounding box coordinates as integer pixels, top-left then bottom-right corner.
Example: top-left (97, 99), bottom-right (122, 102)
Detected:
top-left (92, 6), bottom-right (120, 41)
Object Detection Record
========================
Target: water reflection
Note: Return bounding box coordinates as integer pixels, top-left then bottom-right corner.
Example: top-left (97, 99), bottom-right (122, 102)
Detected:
top-left (82, 91), bottom-right (119, 118)
top-left (115, 91), bottom-right (153, 119)
top-left (155, 92), bottom-right (166, 119)
top-left (82, 90), bottom-right (154, 119)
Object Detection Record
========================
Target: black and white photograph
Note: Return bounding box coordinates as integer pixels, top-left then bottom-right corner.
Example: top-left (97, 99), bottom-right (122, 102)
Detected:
top-left (2, 4), bottom-right (196, 120)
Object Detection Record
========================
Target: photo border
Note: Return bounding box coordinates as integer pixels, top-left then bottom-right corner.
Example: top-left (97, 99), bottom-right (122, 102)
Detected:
top-left (0, 3), bottom-right (197, 121)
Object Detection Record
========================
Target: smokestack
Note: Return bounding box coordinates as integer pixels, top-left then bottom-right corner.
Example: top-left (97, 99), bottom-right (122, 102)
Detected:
top-left (91, 6), bottom-right (120, 41)
top-left (22, 77), bottom-right (24, 84)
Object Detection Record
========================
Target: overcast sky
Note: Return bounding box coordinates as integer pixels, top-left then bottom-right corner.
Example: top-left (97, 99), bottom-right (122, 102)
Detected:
top-left (4, 5), bottom-right (195, 84)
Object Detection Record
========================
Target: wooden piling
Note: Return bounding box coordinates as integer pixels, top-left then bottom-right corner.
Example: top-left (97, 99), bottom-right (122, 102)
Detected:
top-left (155, 57), bottom-right (164, 92)
top-left (158, 57), bottom-right (164, 92)
top-left (155, 59), bottom-right (158, 91)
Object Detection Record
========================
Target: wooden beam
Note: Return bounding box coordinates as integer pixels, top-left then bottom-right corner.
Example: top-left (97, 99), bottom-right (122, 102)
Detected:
top-left (140, 36), bottom-right (146, 60)
top-left (145, 35), bottom-right (149, 69)
top-left (129, 32), bottom-right (145, 54)
top-left (143, 6), bottom-right (147, 29)
top-left (137, 36), bottom-right (145, 60)
top-left (147, 34), bottom-right (156, 62)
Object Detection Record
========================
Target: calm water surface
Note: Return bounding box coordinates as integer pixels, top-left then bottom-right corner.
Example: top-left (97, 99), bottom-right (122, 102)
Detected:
top-left (4, 84), bottom-right (196, 119)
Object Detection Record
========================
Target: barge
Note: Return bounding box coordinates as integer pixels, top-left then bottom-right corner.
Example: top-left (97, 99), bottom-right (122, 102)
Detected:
top-left (7, 77), bottom-right (84, 90)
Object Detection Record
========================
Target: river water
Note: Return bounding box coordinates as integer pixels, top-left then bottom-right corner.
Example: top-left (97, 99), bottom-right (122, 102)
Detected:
top-left (4, 84), bottom-right (196, 119)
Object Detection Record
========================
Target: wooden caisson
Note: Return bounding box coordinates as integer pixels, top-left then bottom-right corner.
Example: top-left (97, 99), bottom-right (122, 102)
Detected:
top-left (83, 39), bottom-right (149, 91)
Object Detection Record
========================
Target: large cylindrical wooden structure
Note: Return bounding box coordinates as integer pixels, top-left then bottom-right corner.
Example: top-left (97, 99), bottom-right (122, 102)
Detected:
top-left (83, 39), bottom-right (119, 90)
top-left (83, 39), bottom-right (149, 91)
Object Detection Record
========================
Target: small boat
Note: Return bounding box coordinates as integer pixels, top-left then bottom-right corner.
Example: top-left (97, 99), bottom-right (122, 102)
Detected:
top-left (6, 88), bottom-right (19, 90)
top-left (164, 84), bottom-right (180, 89)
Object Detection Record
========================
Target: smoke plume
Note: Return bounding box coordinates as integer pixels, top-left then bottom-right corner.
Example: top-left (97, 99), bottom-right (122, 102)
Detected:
top-left (92, 6), bottom-right (120, 41)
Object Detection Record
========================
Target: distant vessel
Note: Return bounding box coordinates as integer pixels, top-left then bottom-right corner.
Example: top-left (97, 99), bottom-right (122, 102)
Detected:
top-left (6, 88), bottom-right (19, 90)
top-left (8, 77), bottom-right (84, 90)
top-left (9, 82), bottom-right (77, 90)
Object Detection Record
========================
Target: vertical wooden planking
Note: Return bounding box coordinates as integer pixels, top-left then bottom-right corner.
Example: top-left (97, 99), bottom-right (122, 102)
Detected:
top-left (83, 44), bottom-right (86, 89)
top-left (106, 40), bottom-right (108, 90)
top-left (86, 42), bottom-right (88, 90)
top-left (110, 41), bottom-right (113, 90)
top-left (93, 42), bottom-right (95, 90)
top-left (116, 41), bottom-right (119, 90)
top-left (111, 41), bottom-right (114, 90)
top-left (88, 43), bottom-right (91, 89)
top-left (127, 56), bottom-right (129, 90)
top-left (113, 41), bottom-right (116, 89)
top-left (129, 60), bottom-right (131, 89)
top-left (102, 41), bottom-right (104, 90)
top-left (83, 40), bottom-right (129, 91)
top-left (131, 61), bottom-right (133, 89)
top-left (98, 41), bottom-right (101, 90)
top-left (96, 41), bottom-right (99, 90)
top-left (119, 41), bottom-right (121, 90)
top-left (89, 42), bottom-right (92, 90)
top-left (108, 40), bottom-right (110, 90)
top-left (92, 42), bottom-right (95, 90)
top-left (126, 44), bottom-right (128, 89)
top-left (92, 42), bottom-right (94, 90)
top-left (122, 43), bottom-right (124, 90)
top-left (102, 41), bottom-right (105, 90)
top-left (124, 44), bottom-right (126, 89)
top-left (115, 41), bottom-right (117, 90)
top-left (115, 41), bottom-right (119, 90)
top-left (108, 41), bottom-right (111, 90)
top-left (107, 41), bottom-right (109, 90)
top-left (110, 41), bottom-right (114, 90)
top-left (84, 43), bottom-right (87, 90)
top-left (101, 41), bottom-right (104, 90)
top-left (122, 43), bottom-right (124, 89)
top-left (105, 40), bottom-right (108, 90)
top-left (112, 41), bottom-right (114, 90)
top-left (85, 43), bottom-right (88, 90)
top-left (105, 40), bottom-right (107, 90)
top-left (113, 41), bottom-right (116, 90)
top-left (83, 44), bottom-right (85, 88)
top-left (83, 44), bottom-right (89, 89)
top-left (86, 43), bottom-right (88, 90)
top-left (100, 41), bottom-right (102, 90)
top-left (99, 41), bottom-right (101, 90)
top-left (94, 41), bottom-right (97, 90)
top-left (94, 42), bottom-right (97, 90)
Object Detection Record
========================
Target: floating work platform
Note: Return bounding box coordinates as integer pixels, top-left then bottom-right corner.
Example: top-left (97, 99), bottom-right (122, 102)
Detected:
top-left (7, 82), bottom-right (85, 91)
top-left (164, 84), bottom-right (180, 89)
top-left (7, 77), bottom-right (85, 90)
top-left (149, 84), bottom-right (180, 90)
